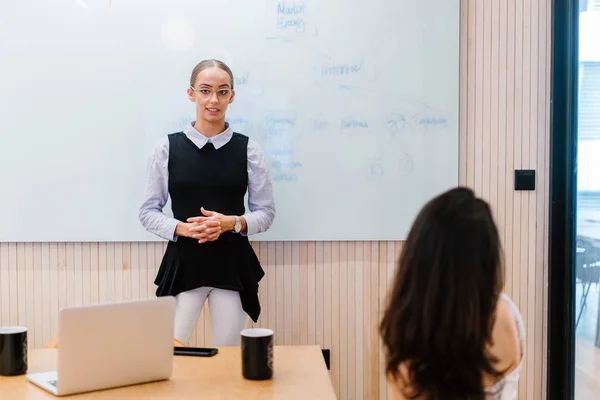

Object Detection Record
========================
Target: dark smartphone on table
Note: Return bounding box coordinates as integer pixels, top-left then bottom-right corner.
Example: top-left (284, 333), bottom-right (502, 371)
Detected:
top-left (174, 346), bottom-right (218, 357)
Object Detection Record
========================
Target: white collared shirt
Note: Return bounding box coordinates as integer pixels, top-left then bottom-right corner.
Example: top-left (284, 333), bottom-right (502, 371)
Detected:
top-left (139, 122), bottom-right (276, 241)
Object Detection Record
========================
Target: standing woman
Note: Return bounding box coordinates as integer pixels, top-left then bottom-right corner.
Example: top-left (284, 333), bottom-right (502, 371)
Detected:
top-left (139, 59), bottom-right (275, 346)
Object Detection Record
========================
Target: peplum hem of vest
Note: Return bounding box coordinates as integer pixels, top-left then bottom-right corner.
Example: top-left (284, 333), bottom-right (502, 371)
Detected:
top-left (154, 232), bottom-right (265, 322)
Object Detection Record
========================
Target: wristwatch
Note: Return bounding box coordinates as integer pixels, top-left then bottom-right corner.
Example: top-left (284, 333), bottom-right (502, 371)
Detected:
top-left (233, 216), bottom-right (242, 233)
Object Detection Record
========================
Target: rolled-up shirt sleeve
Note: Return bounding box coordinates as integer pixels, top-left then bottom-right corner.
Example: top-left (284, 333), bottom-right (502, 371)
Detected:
top-left (244, 139), bottom-right (276, 236)
top-left (138, 137), bottom-right (181, 241)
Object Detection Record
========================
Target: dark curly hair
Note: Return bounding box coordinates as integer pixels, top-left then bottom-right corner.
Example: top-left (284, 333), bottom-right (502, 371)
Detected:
top-left (379, 187), bottom-right (505, 399)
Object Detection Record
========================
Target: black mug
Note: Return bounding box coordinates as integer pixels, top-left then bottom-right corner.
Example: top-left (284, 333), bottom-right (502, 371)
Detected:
top-left (241, 328), bottom-right (273, 380)
top-left (0, 326), bottom-right (28, 376)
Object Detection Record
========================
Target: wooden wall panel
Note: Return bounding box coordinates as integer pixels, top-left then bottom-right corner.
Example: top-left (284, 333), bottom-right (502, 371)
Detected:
top-left (0, 0), bottom-right (551, 398)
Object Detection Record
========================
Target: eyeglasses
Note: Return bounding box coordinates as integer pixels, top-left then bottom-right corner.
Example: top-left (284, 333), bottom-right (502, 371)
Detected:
top-left (190, 87), bottom-right (233, 100)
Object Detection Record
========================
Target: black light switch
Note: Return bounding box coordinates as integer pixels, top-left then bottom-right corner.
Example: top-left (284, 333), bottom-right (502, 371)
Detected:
top-left (515, 169), bottom-right (535, 191)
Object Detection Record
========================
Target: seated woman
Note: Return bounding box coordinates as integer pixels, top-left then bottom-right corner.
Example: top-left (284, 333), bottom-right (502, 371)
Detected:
top-left (380, 187), bottom-right (525, 400)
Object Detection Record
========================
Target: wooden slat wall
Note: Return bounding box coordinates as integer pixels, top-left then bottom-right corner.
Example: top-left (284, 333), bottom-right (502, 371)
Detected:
top-left (0, 0), bottom-right (550, 398)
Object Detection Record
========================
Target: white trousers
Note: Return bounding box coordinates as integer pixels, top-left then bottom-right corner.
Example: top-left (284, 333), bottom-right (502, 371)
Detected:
top-left (173, 286), bottom-right (248, 346)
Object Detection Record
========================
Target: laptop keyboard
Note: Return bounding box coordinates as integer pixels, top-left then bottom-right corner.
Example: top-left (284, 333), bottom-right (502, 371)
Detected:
top-left (48, 380), bottom-right (57, 387)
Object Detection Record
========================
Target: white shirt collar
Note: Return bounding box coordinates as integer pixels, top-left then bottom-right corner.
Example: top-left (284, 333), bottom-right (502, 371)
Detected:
top-left (183, 121), bottom-right (233, 150)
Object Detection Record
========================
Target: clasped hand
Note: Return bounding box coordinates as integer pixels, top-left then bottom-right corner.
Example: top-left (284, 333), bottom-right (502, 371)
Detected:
top-left (178, 207), bottom-right (230, 244)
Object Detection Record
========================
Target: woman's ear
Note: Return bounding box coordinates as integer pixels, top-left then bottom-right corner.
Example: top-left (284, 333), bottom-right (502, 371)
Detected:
top-left (228, 89), bottom-right (236, 104)
top-left (187, 87), bottom-right (195, 102)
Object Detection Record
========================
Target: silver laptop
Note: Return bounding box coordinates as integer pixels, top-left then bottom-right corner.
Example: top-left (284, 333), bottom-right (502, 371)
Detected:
top-left (27, 297), bottom-right (175, 396)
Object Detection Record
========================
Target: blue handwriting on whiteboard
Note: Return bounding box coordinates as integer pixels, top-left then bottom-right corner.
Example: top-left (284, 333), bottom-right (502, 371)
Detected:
top-left (276, 2), bottom-right (306, 32)
top-left (341, 119), bottom-right (368, 130)
top-left (226, 116), bottom-right (248, 125)
top-left (277, 17), bottom-right (306, 31)
top-left (234, 73), bottom-right (249, 86)
top-left (311, 118), bottom-right (329, 132)
top-left (321, 62), bottom-right (363, 76)
top-left (414, 116), bottom-right (447, 126)
top-left (265, 113), bottom-right (297, 137)
top-left (267, 148), bottom-right (293, 157)
top-left (277, 1), bottom-right (306, 15)
top-left (411, 112), bottom-right (448, 129)
top-left (271, 160), bottom-right (303, 169)
top-left (386, 114), bottom-right (407, 135)
top-left (266, 116), bottom-right (296, 125)
top-left (272, 173), bottom-right (298, 182)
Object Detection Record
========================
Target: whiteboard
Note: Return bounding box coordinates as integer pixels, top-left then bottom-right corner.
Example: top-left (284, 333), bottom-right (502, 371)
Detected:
top-left (0, 0), bottom-right (459, 242)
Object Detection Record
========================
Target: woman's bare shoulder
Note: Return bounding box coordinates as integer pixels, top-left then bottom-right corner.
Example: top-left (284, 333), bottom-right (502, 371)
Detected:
top-left (484, 296), bottom-right (522, 386)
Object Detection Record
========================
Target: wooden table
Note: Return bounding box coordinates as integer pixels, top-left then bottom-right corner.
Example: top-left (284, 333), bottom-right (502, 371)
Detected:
top-left (0, 345), bottom-right (337, 399)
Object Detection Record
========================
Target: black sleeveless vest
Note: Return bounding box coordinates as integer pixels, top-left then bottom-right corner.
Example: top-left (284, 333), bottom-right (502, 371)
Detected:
top-left (154, 132), bottom-right (264, 322)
